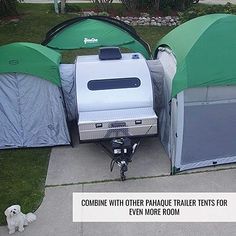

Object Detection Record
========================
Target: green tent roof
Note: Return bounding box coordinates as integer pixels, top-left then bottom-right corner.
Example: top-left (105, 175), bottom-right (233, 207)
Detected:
top-left (154, 14), bottom-right (236, 97)
top-left (42, 16), bottom-right (151, 59)
top-left (0, 42), bottom-right (61, 85)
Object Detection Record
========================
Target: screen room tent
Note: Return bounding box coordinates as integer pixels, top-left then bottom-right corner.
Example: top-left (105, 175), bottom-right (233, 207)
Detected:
top-left (42, 16), bottom-right (151, 59)
top-left (0, 42), bottom-right (70, 149)
top-left (152, 14), bottom-right (236, 173)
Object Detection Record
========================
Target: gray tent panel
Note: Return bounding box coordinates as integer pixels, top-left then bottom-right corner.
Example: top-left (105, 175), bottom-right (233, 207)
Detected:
top-left (147, 59), bottom-right (172, 155)
top-left (182, 102), bottom-right (236, 165)
top-left (151, 48), bottom-right (236, 173)
top-left (60, 64), bottom-right (77, 121)
top-left (0, 74), bottom-right (22, 147)
top-left (0, 73), bottom-right (70, 149)
top-left (147, 60), bottom-right (165, 113)
top-left (177, 86), bottom-right (236, 170)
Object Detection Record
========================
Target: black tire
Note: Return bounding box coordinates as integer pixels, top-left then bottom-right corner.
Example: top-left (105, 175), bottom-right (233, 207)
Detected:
top-left (120, 169), bottom-right (126, 181)
top-left (121, 174), bottom-right (126, 181)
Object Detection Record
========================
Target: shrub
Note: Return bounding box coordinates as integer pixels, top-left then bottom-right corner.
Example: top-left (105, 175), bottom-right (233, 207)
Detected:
top-left (180, 2), bottom-right (236, 22)
top-left (120, 0), bottom-right (195, 13)
top-left (91, 0), bottom-right (113, 12)
top-left (160, 0), bottom-right (193, 11)
top-left (121, 0), bottom-right (158, 12)
top-left (0, 0), bottom-right (18, 17)
top-left (65, 4), bottom-right (81, 13)
top-left (120, 0), bottom-right (137, 11)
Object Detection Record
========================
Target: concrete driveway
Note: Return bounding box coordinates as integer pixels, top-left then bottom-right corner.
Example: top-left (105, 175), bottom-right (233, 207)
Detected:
top-left (0, 132), bottom-right (236, 236)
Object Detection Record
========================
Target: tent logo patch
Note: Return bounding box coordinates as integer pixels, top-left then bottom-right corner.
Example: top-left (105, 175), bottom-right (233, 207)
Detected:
top-left (9, 60), bottom-right (19, 65)
top-left (84, 38), bottom-right (98, 44)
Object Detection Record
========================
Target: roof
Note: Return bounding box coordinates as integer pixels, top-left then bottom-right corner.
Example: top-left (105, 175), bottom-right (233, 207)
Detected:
top-left (154, 14), bottom-right (236, 97)
top-left (0, 42), bottom-right (61, 85)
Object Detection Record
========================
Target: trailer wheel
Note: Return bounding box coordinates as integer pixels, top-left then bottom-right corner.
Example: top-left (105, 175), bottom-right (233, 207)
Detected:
top-left (121, 172), bottom-right (126, 181)
top-left (120, 163), bottom-right (127, 181)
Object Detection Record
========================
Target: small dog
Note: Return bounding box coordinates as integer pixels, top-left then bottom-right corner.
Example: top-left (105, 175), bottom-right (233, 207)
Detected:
top-left (4, 205), bottom-right (36, 234)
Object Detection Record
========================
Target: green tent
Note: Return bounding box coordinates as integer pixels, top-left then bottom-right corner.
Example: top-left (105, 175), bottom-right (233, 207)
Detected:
top-left (154, 14), bottom-right (236, 97)
top-left (42, 16), bottom-right (151, 59)
top-left (0, 42), bottom-right (61, 85)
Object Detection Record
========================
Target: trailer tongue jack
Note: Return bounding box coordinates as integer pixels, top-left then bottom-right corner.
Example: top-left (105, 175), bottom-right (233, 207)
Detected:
top-left (110, 138), bottom-right (139, 181)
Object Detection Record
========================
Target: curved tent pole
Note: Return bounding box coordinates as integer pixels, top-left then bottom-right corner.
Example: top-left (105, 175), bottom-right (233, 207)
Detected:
top-left (153, 44), bottom-right (171, 59)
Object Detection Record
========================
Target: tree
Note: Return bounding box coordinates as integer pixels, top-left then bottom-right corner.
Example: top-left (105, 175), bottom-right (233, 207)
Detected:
top-left (120, 0), bottom-right (139, 12)
top-left (61, 0), bottom-right (66, 14)
top-left (153, 0), bottom-right (160, 10)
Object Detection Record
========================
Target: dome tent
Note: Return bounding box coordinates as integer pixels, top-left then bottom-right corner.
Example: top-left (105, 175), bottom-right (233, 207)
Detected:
top-left (0, 42), bottom-right (71, 149)
top-left (152, 14), bottom-right (236, 173)
top-left (42, 16), bottom-right (151, 59)
top-left (154, 14), bottom-right (236, 97)
top-left (0, 42), bottom-right (61, 85)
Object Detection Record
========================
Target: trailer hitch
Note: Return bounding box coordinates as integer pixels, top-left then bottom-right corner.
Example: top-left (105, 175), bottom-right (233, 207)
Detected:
top-left (110, 138), bottom-right (138, 181)
top-left (100, 137), bottom-right (139, 181)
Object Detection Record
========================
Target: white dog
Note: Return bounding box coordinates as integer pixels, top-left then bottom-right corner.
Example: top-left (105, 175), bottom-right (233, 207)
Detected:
top-left (4, 205), bottom-right (36, 234)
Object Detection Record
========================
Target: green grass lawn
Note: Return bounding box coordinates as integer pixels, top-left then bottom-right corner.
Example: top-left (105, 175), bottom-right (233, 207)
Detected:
top-left (0, 3), bottom-right (173, 225)
top-left (0, 148), bottom-right (50, 225)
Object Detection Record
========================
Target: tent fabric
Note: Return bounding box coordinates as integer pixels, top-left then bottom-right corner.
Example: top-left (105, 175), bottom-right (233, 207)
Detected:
top-left (147, 59), bottom-right (168, 150)
top-left (147, 60), bottom-right (165, 114)
top-left (0, 73), bottom-right (70, 149)
top-left (42, 16), bottom-right (151, 59)
top-left (155, 48), bottom-right (236, 173)
top-left (60, 64), bottom-right (77, 121)
top-left (182, 101), bottom-right (236, 165)
top-left (177, 88), bottom-right (236, 172)
top-left (148, 55), bottom-right (176, 156)
top-left (154, 14), bottom-right (236, 97)
top-left (0, 42), bottom-right (61, 85)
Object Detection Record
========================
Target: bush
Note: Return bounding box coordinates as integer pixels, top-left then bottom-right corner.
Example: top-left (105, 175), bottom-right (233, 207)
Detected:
top-left (120, 0), bottom-right (195, 14)
top-left (181, 2), bottom-right (236, 22)
top-left (121, 0), bottom-right (158, 12)
top-left (65, 4), bottom-right (81, 13)
top-left (91, 0), bottom-right (113, 12)
top-left (160, 0), bottom-right (194, 11)
top-left (0, 0), bottom-right (18, 17)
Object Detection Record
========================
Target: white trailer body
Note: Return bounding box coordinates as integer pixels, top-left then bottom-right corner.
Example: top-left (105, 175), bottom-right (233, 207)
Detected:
top-left (75, 52), bottom-right (157, 141)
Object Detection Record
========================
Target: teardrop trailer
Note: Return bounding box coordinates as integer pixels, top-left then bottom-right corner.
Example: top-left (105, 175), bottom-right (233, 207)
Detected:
top-left (76, 48), bottom-right (158, 180)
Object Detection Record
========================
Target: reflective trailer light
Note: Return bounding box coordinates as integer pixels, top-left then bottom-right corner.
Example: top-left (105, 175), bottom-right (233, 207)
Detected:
top-left (95, 123), bottom-right (103, 128)
top-left (135, 120), bottom-right (142, 125)
top-left (114, 149), bottom-right (122, 154)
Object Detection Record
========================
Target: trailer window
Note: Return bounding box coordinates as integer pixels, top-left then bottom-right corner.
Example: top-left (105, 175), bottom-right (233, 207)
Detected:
top-left (87, 78), bottom-right (141, 90)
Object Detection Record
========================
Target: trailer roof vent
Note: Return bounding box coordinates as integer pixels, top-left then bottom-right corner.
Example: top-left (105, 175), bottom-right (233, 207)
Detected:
top-left (99, 47), bottom-right (122, 60)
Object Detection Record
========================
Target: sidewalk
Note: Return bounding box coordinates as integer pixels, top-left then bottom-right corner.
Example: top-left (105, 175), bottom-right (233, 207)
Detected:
top-left (0, 168), bottom-right (236, 236)
top-left (0, 135), bottom-right (236, 236)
